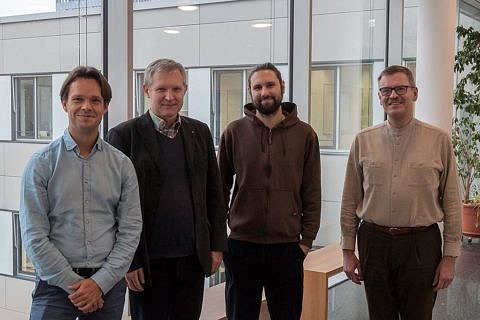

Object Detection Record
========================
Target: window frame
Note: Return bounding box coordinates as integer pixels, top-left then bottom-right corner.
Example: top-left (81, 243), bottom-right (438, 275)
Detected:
top-left (311, 62), bottom-right (375, 151)
top-left (13, 74), bottom-right (53, 142)
top-left (13, 212), bottom-right (35, 280)
top-left (211, 67), bottom-right (252, 146)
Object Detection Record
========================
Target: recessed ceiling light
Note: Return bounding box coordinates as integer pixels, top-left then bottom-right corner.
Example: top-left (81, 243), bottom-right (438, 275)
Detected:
top-left (178, 5), bottom-right (199, 11)
top-left (252, 23), bottom-right (272, 28)
top-left (164, 29), bottom-right (180, 34)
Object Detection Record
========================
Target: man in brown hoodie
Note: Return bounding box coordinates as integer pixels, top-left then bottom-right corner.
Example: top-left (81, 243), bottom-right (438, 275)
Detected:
top-left (218, 62), bottom-right (322, 320)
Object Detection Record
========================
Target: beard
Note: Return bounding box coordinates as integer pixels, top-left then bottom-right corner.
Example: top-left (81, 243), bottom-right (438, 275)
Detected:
top-left (253, 95), bottom-right (282, 115)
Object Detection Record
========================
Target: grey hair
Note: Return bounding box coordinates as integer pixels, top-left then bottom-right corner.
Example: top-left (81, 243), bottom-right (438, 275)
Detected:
top-left (143, 58), bottom-right (187, 87)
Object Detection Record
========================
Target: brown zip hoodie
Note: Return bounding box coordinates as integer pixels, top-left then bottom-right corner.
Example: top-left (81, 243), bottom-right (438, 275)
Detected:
top-left (218, 102), bottom-right (322, 248)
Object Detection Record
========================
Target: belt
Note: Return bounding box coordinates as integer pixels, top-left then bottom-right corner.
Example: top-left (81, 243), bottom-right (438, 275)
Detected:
top-left (72, 267), bottom-right (101, 278)
top-left (363, 221), bottom-right (433, 236)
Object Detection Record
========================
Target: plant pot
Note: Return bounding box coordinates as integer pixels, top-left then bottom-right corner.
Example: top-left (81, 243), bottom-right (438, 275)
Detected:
top-left (462, 203), bottom-right (480, 238)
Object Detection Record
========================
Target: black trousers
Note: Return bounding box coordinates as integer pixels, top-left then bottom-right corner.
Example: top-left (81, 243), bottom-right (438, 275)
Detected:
top-left (358, 222), bottom-right (442, 320)
top-left (129, 255), bottom-right (205, 320)
top-left (224, 239), bottom-right (306, 320)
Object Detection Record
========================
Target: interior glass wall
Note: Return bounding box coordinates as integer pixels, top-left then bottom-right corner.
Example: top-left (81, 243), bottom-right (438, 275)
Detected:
top-left (133, 0), bottom-right (289, 145)
top-left (404, 0), bottom-right (418, 76)
top-left (4, 0), bottom-right (103, 143)
top-left (310, 0), bottom-right (385, 151)
top-left (1, 0), bottom-right (103, 278)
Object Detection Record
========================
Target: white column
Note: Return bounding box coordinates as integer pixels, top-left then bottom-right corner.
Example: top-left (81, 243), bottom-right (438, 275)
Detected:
top-left (106, 0), bottom-right (133, 128)
top-left (290, 0), bottom-right (311, 122)
top-left (386, 0), bottom-right (404, 66)
top-left (415, 0), bottom-right (457, 133)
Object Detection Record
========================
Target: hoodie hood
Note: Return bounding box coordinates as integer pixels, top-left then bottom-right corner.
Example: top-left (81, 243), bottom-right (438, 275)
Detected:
top-left (243, 102), bottom-right (300, 129)
top-left (243, 102), bottom-right (300, 155)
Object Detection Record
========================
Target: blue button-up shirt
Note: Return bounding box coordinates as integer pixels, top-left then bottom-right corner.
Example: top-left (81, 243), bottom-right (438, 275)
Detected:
top-left (20, 130), bottom-right (142, 294)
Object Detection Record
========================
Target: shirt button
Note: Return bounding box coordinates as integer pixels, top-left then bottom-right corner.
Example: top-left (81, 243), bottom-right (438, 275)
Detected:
top-left (86, 219), bottom-right (90, 224)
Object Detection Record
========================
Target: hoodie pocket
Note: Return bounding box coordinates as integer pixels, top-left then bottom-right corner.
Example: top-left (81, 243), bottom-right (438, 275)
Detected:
top-left (268, 189), bottom-right (302, 238)
top-left (229, 187), bottom-right (266, 236)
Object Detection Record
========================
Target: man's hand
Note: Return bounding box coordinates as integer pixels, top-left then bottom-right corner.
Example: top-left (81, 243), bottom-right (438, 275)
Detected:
top-left (125, 268), bottom-right (145, 292)
top-left (299, 243), bottom-right (310, 256)
top-left (343, 249), bottom-right (363, 285)
top-left (211, 251), bottom-right (223, 274)
top-left (433, 256), bottom-right (456, 290)
top-left (68, 279), bottom-right (104, 313)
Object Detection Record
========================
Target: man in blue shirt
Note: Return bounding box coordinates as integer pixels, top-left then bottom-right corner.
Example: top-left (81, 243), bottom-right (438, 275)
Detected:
top-left (20, 66), bottom-right (142, 320)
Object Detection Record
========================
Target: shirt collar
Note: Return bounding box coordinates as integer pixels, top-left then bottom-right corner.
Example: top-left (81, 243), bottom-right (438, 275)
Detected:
top-left (63, 129), bottom-right (103, 153)
top-left (149, 109), bottom-right (181, 131)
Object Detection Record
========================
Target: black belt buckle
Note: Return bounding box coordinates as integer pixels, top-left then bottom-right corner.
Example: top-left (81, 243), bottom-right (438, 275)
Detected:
top-left (73, 267), bottom-right (99, 278)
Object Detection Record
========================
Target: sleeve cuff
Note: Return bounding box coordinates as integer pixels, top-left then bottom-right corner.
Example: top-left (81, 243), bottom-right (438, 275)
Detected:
top-left (341, 236), bottom-right (356, 251)
top-left (443, 241), bottom-right (461, 257)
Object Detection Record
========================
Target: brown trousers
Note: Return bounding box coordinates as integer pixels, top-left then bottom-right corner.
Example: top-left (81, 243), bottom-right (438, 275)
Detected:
top-left (358, 222), bottom-right (441, 320)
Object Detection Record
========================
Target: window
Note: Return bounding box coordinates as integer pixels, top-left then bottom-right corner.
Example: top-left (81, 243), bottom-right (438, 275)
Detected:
top-left (208, 262), bottom-right (226, 287)
top-left (135, 71), bottom-right (189, 118)
top-left (14, 76), bottom-right (52, 141)
top-left (13, 213), bottom-right (35, 278)
top-left (311, 64), bottom-right (373, 150)
top-left (212, 69), bottom-right (251, 145)
top-left (405, 61), bottom-right (416, 80)
top-left (311, 0), bottom-right (384, 151)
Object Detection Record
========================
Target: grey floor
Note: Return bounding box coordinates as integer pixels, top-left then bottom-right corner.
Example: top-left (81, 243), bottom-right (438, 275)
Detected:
top-left (328, 238), bottom-right (480, 320)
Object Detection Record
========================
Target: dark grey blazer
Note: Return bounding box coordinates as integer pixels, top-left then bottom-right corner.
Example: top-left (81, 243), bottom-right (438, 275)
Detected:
top-left (106, 112), bottom-right (227, 287)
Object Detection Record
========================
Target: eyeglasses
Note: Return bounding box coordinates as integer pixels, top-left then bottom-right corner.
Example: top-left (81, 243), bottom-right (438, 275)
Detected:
top-left (378, 85), bottom-right (415, 96)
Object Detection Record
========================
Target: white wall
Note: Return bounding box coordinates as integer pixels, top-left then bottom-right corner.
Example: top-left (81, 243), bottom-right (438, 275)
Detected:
top-left (0, 76), bottom-right (11, 140)
top-left (314, 154), bottom-right (349, 246)
top-left (52, 73), bottom-right (69, 140)
top-left (0, 15), bottom-right (102, 74)
top-left (0, 276), bottom-right (33, 320)
top-left (0, 143), bottom-right (44, 211)
top-left (0, 212), bottom-right (13, 276)
top-left (133, 0), bottom-right (288, 68)
top-left (188, 68), bottom-right (211, 125)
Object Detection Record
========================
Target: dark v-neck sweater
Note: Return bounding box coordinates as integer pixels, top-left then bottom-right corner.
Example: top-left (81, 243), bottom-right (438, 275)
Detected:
top-left (149, 132), bottom-right (196, 259)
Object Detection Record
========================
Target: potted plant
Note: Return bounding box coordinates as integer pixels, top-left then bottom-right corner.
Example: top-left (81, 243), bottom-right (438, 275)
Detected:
top-left (452, 25), bottom-right (480, 237)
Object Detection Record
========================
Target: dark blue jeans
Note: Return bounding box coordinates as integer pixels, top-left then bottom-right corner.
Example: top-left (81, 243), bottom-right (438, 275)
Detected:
top-left (358, 222), bottom-right (442, 320)
top-left (129, 255), bottom-right (205, 320)
top-left (29, 278), bottom-right (126, 320)
top-left (224, 239), bottom-right (306, 320)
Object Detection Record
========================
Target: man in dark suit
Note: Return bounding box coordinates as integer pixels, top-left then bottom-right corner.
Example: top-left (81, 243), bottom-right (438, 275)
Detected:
top-left (107, 58), bottom-right (227, 320)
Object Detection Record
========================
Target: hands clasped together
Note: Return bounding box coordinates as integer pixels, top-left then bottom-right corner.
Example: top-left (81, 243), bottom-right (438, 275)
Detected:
top-left (68, 279), bottom-right (104, 314)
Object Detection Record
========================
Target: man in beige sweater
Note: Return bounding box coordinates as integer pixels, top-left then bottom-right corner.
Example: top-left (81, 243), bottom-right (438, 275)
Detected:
top-left (341, 65), bottom-right (462, 320)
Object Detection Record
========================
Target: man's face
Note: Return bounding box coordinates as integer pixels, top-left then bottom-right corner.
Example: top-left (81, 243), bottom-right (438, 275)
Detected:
top-left (145, 69), bottom-right (187, 125)
top-left (378, 72), bottom-right (418, 125)
top-left (249, 70), bottom-right (284, 115)
top-left (62, 77), bottom-right (107, 137)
